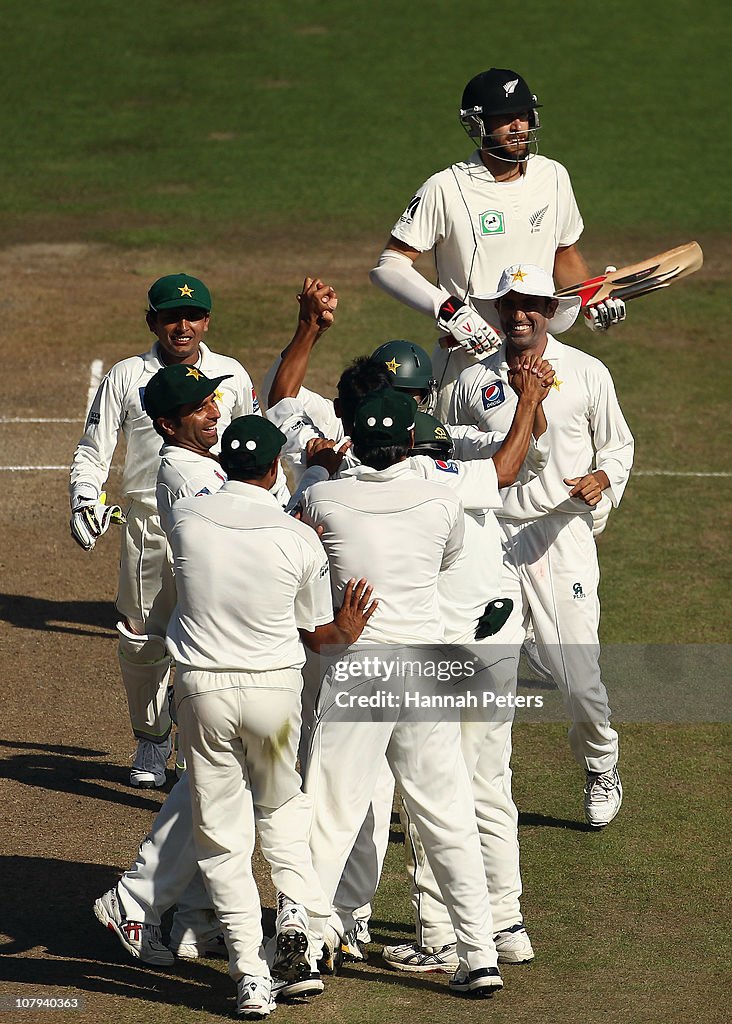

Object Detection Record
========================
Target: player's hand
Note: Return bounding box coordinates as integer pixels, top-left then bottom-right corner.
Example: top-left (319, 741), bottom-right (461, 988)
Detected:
top-left (564, 471), bottom-right (610, 507)
top-left (334, 577), bottom-right (378, 643)
top-left (298, 277), bottom-right (338, 333)
top-left (508, 355), bottom-right (555, 401)
top-left (70, 494), bottom-right (125, 551)
top-left (437, 296), bottom-right (502, 356)
top-left (305, 437), bottom-right (351, 476)
top-left (583, 268), bottom-right (627, 332)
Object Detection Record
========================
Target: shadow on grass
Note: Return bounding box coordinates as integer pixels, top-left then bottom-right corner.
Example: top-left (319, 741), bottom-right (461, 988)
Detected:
top-left (0, 593), bottom-right (116, 637)
top-left (0, 748), bottom-right (165, 813)
top-left (0, 856), bottom-right (231, 1012)
top-left (518, 811), bottom-right (590, 832)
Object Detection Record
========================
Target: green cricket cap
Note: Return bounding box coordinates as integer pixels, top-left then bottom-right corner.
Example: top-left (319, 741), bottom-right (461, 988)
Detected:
top-left (412, 412), bottom-right (454, 455)
top-left (143, 365), bottom-right (231, 421)
top-left (148, 274), bottom-right (212, 313)
top-left (352, 388), bottom-right (417, 448)
top-left (220, 416), bottom-right (286, 473)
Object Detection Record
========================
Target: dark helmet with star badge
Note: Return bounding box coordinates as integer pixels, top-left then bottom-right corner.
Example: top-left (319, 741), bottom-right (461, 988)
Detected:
top-left (370, 340), bottom-right (438, 415)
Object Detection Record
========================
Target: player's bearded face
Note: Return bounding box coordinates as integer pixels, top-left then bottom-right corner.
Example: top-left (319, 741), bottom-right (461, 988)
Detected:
top-left (484, 112), bottom-right (530, 162)
top-left (497, 293), bottom-right (557, 350)
top-left (150, 307), bottom-right (210, 365)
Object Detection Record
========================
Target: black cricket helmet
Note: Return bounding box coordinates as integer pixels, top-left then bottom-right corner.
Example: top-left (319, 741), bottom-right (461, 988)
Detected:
top-left (460, 68), bottom-right (541, 159)
top-left (371, 339), bottom-right (438, 415)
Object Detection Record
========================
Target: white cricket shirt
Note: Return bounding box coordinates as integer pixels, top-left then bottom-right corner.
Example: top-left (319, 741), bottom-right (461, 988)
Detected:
top-left (70, 342), bottom-right (260, 511)
top-left (166, 482), bottom-right (333, 674)
top-left (156, 445), bottom-right (228, 538)
top-left (449, 336), bottom-right (634, 520)
top-left (302, 461), bottom-right (464, 645)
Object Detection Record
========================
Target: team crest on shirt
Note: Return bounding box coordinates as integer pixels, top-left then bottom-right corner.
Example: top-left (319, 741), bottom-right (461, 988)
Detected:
top-left (434, 460), bottom-right (459, 474)
top-left (479, 210), bottom-right (505, 236)
top-left (195, 487), bottom-right (211, 496)
top-left (481, 381), bottom-right (505, 409)
top-left (529, 204), bottom-right (549, 233)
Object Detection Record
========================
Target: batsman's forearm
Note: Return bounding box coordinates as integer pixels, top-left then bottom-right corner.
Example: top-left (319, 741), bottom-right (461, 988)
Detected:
top-left (492, 395), bottom-right (542, 487)
top-left (268, 321), bottom-right (321, 406)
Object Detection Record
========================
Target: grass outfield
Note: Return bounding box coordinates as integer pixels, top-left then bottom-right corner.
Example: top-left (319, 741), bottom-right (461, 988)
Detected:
top-left (0, 2), bottom-right (730, 1022)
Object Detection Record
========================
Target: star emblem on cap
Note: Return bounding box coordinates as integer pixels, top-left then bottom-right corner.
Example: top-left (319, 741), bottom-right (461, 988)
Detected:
top-left (178, 284), bottom-right (194, 297)
top-left (186, 367), bottom-right (201, 380)
top-left (385, 358), bottom-right (401, 374)
top-left (213, 388), bottom-right (223, 402)
top-left (510, 267), bottom-right (527, 283)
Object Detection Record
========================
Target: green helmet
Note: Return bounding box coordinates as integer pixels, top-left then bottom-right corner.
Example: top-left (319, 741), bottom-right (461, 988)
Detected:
top-left (371, 339), bottom-right (438, 414)
top-left (411, 412), bottom-right (455, 459)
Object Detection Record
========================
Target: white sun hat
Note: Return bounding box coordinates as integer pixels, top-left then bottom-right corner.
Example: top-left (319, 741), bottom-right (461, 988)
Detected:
top-left (473, 264), bottom-right (582, 334)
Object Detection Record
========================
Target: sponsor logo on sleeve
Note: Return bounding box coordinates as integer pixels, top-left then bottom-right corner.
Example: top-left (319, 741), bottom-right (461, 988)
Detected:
top-left (434, 459), bottom-right (459, 474)
top-left (319, 561), bottom-right (330, 578)
top-left (139, 386), bottom-right (146, 411)
top-left (195, 487), bottom-right (211, 497)
top-left (399, 194), bottom-right (422, 224)
top-left (86, 411), bottom-right (100, 427)
top-left (481, 381), bottom-right (505, 409)
top-left (572, 582), bottom-right (586, 600)
top-left (252, 388), bottom-right (260, 413)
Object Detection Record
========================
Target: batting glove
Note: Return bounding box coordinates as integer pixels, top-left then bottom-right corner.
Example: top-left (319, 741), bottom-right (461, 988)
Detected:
top-left (70, 495), bottom-right (124, 551)
top-left (584, 267), bottom-right (627, 332)
top-left (437, 296), bottom-right (502, 356)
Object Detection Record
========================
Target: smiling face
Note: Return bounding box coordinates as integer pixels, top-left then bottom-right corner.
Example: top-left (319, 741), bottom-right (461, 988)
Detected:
top-left (146, 306), bottom-right (210, 365)
top-left (496, 291), bottom-right (558, 354)
top-left (158, 392), bottom-right (221, 454)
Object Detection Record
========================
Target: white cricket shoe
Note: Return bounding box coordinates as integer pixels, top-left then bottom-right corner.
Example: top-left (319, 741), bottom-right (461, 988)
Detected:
top-left (382, 941), bottom-right (459, 973)
top-left (171, 933), bottom-right (227, 960)
top-left (584, 766), bottom-right (623, 828)
top-left (271, 961), bottom-right (324, 1001)
top-left (272, 894), bottom-right (309, 983)
top-left (494, 923), bottom-right (535, 964)
top-left (317, 922), bottom-right (343, 976)
top-left (130, 736), bottom-right (172, 788)
top-left (93, 887), bottom-right (174, 966)
top-left (449, 965), bottom-right (503, 998)
top-left (236, 975), bottom-right (276, 1019)
top-left (341, 926), bottom-right (368, 963)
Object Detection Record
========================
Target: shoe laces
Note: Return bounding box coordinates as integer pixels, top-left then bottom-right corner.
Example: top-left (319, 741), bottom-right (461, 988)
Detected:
top-left (587, 768), bottom-right (618, 795)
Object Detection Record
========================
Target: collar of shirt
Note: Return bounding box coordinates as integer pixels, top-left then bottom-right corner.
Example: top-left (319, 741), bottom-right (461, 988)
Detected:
top-left (146, 340), bottom-right (209, 371)
top-left (219, 479), bottom-right (282, 507)
top-left (340, 460), bottom-right (415, 483)
top-left (159, 443), bottom-right (220, 465)
top-left (461, 149), bottom-right (531, 185)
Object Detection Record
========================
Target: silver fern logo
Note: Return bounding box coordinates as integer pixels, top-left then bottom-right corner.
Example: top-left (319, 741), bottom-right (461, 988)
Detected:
top-left (503, 79), bottom-right (519, 96)
top-left (529, 204), bottom-right (549, 232)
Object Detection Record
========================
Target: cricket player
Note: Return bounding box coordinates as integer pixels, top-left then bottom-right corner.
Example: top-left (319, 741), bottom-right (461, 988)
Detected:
top-left (69, 273), bottom-right (262, 788)
top-left (301, 389), bottom-right (504, 998)
top-left (449, 264), bottom-right (634, 826)
top-left (370, 67), bottom-right (626, 418)
top-left (164, 416), bottom-right (376, 1016)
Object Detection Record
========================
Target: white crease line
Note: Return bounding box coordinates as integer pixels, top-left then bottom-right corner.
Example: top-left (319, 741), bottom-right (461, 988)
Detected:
top-left (0, 417), bottom-right (83, 423)
top-left (0, 466), bottom-right (121, 472)
top-left (634, 471), bottom-right (731, 478)
top-left (86, 358), bottom-right (104, 416)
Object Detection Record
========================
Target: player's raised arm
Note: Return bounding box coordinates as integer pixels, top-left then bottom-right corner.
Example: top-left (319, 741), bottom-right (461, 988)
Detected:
top-left (267, 277), bottom-right (337, 407)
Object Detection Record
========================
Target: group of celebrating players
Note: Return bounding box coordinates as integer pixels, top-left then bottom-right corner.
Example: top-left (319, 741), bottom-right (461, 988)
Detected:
top-left (70, 68), bottom-right (633, 1019)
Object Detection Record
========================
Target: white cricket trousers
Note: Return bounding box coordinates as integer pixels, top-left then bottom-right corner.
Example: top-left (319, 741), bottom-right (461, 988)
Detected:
top-left (401, 647), bottom-right (523, 944)
top-left (176, 668), bottom-right (330, 982)
top-left (116, 501), bottom-right (176, 740)
top-left (117, 772), bottom-right (220, 946)
top-left (305, 654), bottom-right (498, 972)
top-left (497, 512), bottom-right (619, 772)
top-left (299, 651), bottom-right (394, 937)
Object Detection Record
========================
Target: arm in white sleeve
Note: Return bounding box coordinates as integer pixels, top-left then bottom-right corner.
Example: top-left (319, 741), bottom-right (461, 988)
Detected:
top-left (369, 248), bottom-right (449, 318)
top-left (69, 374), bottom-right (124, 508)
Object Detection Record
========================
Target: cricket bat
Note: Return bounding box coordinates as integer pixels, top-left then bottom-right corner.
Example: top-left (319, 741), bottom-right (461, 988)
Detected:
top-left (555, 241), bottom-right (703, 306)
